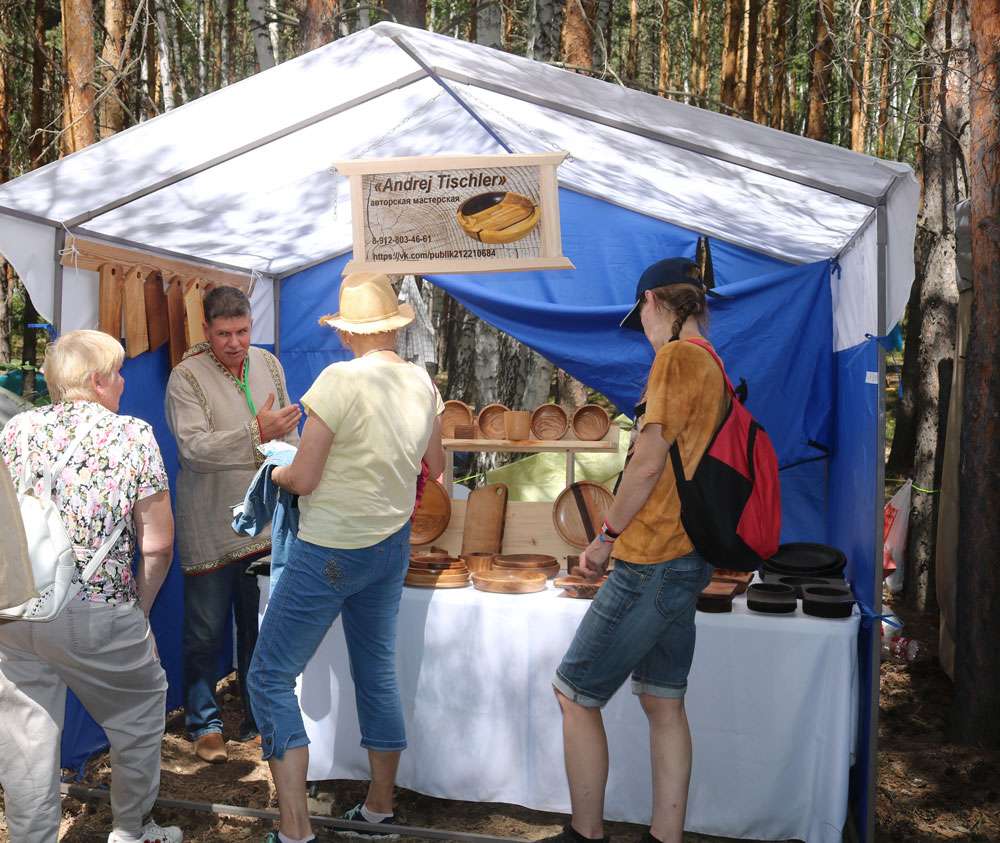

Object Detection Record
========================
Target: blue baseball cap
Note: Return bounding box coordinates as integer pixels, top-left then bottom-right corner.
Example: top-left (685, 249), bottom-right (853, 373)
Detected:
top-left (620, 257), bottom-right (703, 331)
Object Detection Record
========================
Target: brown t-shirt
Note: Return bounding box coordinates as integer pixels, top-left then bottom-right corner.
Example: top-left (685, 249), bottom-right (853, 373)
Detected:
top-left (613, 340), bottom-right (727, 565)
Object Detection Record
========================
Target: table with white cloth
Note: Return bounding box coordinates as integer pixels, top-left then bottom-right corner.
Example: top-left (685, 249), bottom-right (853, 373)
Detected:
top-left (258, 579), bottom-right (859, 843)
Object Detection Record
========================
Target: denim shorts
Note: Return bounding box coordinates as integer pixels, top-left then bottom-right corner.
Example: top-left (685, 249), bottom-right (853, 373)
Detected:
top-left (247, 523), bottom-right (410, 760)
top-left (553, 553), bottom-right (711, 707)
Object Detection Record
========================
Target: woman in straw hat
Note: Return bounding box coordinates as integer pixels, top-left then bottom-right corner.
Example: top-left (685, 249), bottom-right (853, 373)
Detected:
top-left (248, 272), bottom-right (444, 843)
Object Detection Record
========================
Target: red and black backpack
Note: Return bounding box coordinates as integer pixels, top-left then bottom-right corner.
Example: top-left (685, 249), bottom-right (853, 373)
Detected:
top-left (669, 338), bottom-right (781, 572)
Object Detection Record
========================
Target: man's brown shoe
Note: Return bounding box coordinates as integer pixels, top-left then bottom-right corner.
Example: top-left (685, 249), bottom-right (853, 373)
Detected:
top-left (195, 732), bottom-right (228, 763)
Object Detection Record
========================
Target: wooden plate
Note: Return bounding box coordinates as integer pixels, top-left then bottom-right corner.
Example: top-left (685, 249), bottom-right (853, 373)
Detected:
top-left (472, 570), bottom-right (547, 594)
top-left (552, 482), bottom-right (615, 548)
top-left (442, 400), bottom-right (474, 438)
top-left (477, 403), bottom-right (509, 439)
top-left (531, 404), bottom-right (568, 440)
top-left (554, 574), bottom-right (606, 599)
top-left (572, 404), bottom-right (610, 441)
top-left (410, 479), bottom-right (451, 545)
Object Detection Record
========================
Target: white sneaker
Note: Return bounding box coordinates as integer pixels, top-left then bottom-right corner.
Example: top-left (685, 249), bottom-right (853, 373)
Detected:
top-left (108, 818), bottom-right (184, 843)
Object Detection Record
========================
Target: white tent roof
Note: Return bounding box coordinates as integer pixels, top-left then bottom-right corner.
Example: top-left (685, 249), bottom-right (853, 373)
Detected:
top-left (0, 22), bottom-right (917, 350)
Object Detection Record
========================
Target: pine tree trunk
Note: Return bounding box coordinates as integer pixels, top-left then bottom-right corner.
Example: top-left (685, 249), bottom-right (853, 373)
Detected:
top-left (299, 0), bottom-right (338, 52)
top-left (29, 0), bottom-right (46, 166)
top-left (561, 0), bottom-right (595, 68)
top-left (625, 0), bottom-right (639, 81)
top-left (876, 0), bottom-right (893, 156)
top-left (743, 0), bottom-right (761, 118)
top-left (753, 0), bottom-right (772, 122)
top-left (62, 0), bottom-right (98, 153)
top-left (770, 0), bottom-right (789, 128)
top-left (721, 0), bottom-right (743, 110)
top-left (528, 0), bottom-right (564, 62)
top-left (689, 0), bottom-right (703, 101)
top-left (848, 0), bottom-right (865, 150)
top-left (476, 0), bottom-right (503, 49)
top-left (904, 0), bottom-right (969, 613)
top-left (170, 3), bottom-right (189, 100)
top-left (697, 0), bottom-right (710, 100)
top-left (805, 0), bottom-right (835, 140)
top-left (247, 0), bottom-right (276, 69)
top-left (952, 0), bottom-right (1000, 748)
top-left (99, 0), bottom-right (128, 137)
top-left (658, 0), bottom-right (671, 95)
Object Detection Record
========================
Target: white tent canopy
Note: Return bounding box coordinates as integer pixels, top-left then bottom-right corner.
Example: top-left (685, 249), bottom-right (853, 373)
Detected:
top-left (0, 22), bottom-right (917, 350)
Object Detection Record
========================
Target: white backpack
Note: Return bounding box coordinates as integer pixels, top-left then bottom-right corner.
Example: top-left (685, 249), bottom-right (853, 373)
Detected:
top-left (0, 415), bottom-right (127, 622)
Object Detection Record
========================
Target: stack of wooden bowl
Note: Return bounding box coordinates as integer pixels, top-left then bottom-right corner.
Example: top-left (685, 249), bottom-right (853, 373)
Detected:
top-left (405, 552), bottom-right (470, 588)
top-left (471, 569), bottom-right (547, 594)
top-left (493, 553), bottom-right (560, 578)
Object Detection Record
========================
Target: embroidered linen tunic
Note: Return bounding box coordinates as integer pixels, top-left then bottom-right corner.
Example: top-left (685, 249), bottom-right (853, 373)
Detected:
top-left (0, 401), bottom-right (169, 604)
top-left (165, 343), bottom-right (298, 574)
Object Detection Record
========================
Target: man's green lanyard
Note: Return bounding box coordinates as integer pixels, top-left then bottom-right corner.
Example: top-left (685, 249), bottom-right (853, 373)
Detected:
top-left (237, 358), bottom-right (257, 417)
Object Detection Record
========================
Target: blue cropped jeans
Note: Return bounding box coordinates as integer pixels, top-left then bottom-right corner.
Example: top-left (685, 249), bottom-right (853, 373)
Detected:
top-left (247, 523), bottom-right (410, 761)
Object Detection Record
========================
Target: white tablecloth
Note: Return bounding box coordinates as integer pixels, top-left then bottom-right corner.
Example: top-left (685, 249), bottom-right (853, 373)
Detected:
top-left (259, 580), bottom-right (859, 843)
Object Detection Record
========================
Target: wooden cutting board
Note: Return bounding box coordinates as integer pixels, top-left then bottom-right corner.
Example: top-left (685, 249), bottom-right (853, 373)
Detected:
top-left (461, 483), bottom-right (508, 555)
top-left (97, 263), bottom-right (122, 338)
top-left (711, 569), bottom-right (755, 594)
top-left (183, 279), bottom-right (207, 347)
top-left (143, 271), bottom-right (169, 351)
top-left (122, 266), bottom-right (149, 358)
top-left (166, 276), bottom-right (187, 368)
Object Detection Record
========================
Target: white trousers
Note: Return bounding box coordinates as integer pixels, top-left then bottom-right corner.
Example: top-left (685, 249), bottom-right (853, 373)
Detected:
top-left (0, 601), bottom-right (167, 842)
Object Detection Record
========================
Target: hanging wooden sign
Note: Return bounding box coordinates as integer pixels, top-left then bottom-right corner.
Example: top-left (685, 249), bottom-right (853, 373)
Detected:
top-left (333, 152), bottom-right (574, 276)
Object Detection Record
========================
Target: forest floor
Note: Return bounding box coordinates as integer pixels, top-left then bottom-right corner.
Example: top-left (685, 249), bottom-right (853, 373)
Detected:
top-left (1, 592), bottom-right (998, 843)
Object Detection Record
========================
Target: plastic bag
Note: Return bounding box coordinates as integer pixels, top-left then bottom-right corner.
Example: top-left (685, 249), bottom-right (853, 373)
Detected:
top-left (883, 480), bottom-right (912, 593)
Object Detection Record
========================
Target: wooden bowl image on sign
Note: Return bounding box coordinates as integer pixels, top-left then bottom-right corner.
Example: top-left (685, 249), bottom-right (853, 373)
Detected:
top-left (456, 192), bottom-right (541, 244)
top-left (553, 481), bottom-right (615, 548)
top-left (410, 479), bottom-right (451, 545)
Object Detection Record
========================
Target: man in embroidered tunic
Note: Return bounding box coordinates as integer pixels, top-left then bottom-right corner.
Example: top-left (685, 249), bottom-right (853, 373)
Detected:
top-left (166, 285), bottom-right (300, 764)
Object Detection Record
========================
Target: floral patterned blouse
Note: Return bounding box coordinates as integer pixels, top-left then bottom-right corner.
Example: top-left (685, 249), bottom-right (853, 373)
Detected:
top-left (0, 401), bottom-right (169, 604)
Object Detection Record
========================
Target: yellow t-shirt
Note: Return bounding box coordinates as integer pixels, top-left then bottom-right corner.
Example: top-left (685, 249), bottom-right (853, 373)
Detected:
top-left (613, 340), bottom-right (727, 565)
top-left (298, 357), bottom-right (444, 549)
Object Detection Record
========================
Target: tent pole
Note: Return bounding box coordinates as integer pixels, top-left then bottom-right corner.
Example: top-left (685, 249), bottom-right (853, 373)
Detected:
top-left (865, 201), bottom-right (889, 843)
top-left (52, 228), bottom-right (65, 336)
top-left (272, 275), bottom-right (281, 357)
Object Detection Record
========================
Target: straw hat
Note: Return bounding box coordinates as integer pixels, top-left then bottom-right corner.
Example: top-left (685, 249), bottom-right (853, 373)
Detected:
top-left (319, 272), bottom-right (415, 334)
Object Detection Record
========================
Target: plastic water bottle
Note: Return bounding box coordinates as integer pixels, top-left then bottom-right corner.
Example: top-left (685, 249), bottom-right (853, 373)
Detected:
top-left (889, 636), bottom-right (923, 664)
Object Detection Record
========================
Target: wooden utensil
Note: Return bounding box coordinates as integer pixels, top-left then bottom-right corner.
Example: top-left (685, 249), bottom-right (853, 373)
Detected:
top-left (476, 403), bottom-right (509, 439)
top-left (471, 570), bottom-right (546, 594)
top-left (460, 483), bottom-right (508, 555)
top-left (143, 271), bottom-right (169, 351)
top-left (97, 263), bottom-right (122, 338)
top-left (122, 266), bottom-right (149, 358)
top-left (442, 400), bottom-right (474, 438)
top-left (572, 404), bottom-right (610, 441)
top-left (166, 276), bottom-right (187, 368)
top-left (552, 481), bottom-right (615, 548)
top-left (530, 404), bottom-right (568, 440)
top-left (410, 479), bottom-right (451, 545)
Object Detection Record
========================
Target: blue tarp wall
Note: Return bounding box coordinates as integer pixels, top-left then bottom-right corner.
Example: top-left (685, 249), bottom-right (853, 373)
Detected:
top-left (60, 187), bottom-right (880, 838)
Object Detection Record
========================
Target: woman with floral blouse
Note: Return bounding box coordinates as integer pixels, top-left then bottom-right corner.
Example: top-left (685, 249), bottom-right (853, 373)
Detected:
top-left (0, 330), bottom-right (181, 843)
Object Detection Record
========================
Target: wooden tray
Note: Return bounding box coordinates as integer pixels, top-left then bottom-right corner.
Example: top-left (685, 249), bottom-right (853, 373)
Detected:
top-left (554, 574), bottom-right (606, 599)
top-left (411, 479), bottom-right (451, 545)
top-left (442, 400), bottom-right (474, 438)
top-left (711, 568), bottom-right (754, 594)
top-left (461, 483), bottom-right (508, 555)
top-left (531, 404), bottom-right (568, 440)
top-left (552, 481), bottom-right (615, 548)
top-left (472, 570), bottom-right (547, 594)
top-left (572, 404), bottom-right (610, 441)
top-left (477, 403), bottom-right (509, 439)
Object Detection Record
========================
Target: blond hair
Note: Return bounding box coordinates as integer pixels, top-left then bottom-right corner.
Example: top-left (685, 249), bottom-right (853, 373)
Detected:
top-left (44, 329), bottom-right (124, 402)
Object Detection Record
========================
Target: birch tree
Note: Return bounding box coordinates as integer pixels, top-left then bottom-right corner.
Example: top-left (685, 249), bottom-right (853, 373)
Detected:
top-left (247, 0), bottom-right (276, 69)
top-left (99, 0), bottom-right (128, 137)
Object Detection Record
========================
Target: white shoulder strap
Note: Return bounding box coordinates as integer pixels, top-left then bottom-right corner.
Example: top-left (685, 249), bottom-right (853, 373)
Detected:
top-left (18, 412), bottom-right (103, 497)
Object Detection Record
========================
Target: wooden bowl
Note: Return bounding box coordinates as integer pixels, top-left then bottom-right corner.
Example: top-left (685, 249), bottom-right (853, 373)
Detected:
top-left (442, 400), bottom-right (474, 438)
top-left (410, 479), bottom-right (451, 545)
top-left (493, 554), bottom-right (557, 569)
top-left (572, 404), bottom-right (610, 441)
top-left (552, 481), bottom-right (615, 548)
top-left (477, 403), bottom-right (509, 439)
top-left (472, 570), bottom-right (547, 594)
top-left (530, 404), bottom-right (569, 440)
top-left (405, 570), bottom-right (470, 589)
top-left (410, 550), bottom-right (450, 563)
top-left (460, 552), bottom-right (495, 573)
top-left (554, 574), bottom-right (606, 599)
top-left (456, 191), bottom-right (541, 245)
top-left (408, 556), bottom-right (467, 572)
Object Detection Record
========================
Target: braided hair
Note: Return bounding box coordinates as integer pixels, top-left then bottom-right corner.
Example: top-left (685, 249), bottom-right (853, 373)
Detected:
top-left (649, 283), bottom-right (708, 341)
